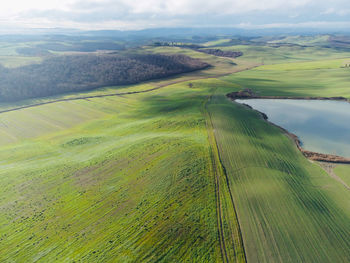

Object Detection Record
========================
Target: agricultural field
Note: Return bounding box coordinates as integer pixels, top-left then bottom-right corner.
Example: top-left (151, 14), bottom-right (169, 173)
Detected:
top-left (0, 35), bottom-right (350, 262)
top-left (227, 44), bottom-right (350, 64)
top-left (222, 59), bottom-right (350, 98)
top-left (0, 80), bottom-right (226, 262)
top-left (334, 165), bottom-right (350, 187)
top-left (207, 93), bottom-right (350, 262)
top-left (0, 42), bottom-right (43, 67)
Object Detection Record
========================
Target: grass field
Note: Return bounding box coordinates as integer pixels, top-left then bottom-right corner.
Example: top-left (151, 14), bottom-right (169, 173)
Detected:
top-left (266, 35), bottom-right (331, 46)
top-left (334, 165), bottom-right (350, 187)
top-left (225, 44), bottom-right (350, 64)
top-left (203, 39), bottom-right (233, 47)
top-left (1, 39), bottom-right (350, 262)
top-left (207, 93), bottom-right (350, 262)
top-left (0, 42), bottom-right (42, 67)
top-left (222, 60), bottom-right (350, 98)
top-left (256, 58), bottom-right (350, 71)
top-left (0, 80), bottom-right (231, 262)
top-left (0, 56), bottom-right (42, 68)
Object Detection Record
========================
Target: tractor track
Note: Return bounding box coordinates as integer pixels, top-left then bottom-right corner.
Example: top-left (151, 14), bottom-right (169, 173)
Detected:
top-left (204, 93), bottom-right (247, 263)
top-left (0, 64), bottom-right (255, 262)
top-left (203, 95), bottom-right (229, 263)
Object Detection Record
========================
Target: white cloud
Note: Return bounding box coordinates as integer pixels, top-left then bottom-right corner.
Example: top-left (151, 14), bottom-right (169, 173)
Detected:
top-left (76, 0), bottom-right (312, 16)
top-left (237, 21), bottom-right (350, 29)
top-left (0, 0), bottom-right (349, 30)
top-left (321, 7), bottom-right (350, 16)
top-left (0, 0), bottom-right (313, 16)
top-left (1, 0), bottom-right (71, 14)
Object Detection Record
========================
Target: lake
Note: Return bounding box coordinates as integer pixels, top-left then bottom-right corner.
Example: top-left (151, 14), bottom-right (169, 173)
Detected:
top-left (236, 99), bottom-right (350, 157)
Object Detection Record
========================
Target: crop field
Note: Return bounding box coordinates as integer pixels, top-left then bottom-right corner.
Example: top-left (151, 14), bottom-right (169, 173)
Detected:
top-left (256, 58), bottom-right (350, 71)
top-left (334, 165), bottom-right (350, 187)
top-left (225, 44), bottom-right (350, 64)
top-left (203, 39), bottom-right (233, 47)
top-left (266, 35), bottom-right (331, 46)
top-left (0, 80), bottom-right (232, 262)
top-left (222, 60), bottom-right (350, 98)
top-left (207, 93), bottom-right (350, 262)
top-left (0, 42), bottom-right (43, 67)
top-left (0, 76), bottom-right (251, 262)
top-left (0, 56), bottom-right (42, 68)
top-left (0, 42), bottom-right (28, 56)
top-left (1, 38), bottom-right (350, 262)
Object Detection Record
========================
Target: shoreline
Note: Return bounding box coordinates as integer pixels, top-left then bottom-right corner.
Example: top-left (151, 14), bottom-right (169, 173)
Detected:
top-left (227, 90), bottom-right (350, 164)
top-left (227, 89), bottom-right (350, 103)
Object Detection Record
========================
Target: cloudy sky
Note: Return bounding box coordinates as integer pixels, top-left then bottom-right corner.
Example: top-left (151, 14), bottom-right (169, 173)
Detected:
top-left (1, 0), bottom-right (350, 30)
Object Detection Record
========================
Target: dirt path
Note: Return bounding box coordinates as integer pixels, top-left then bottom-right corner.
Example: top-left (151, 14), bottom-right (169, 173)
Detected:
top-left (0, 63), bottom-right (260, 115)
top-left (203, 93), bottom-right (246, 263)
top-left (319, 162), bottom-right (350, 191)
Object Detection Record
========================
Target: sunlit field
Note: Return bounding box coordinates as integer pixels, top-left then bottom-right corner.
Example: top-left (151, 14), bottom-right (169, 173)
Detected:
top-left (0, 36), bottom-right (350, 262)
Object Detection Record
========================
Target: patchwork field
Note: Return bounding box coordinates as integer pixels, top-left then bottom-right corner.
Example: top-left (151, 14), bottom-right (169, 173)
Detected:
top-left (1, 38), bottom-right (350, 262)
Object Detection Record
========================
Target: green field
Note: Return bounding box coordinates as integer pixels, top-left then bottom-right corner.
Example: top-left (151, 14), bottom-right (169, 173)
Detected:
top-left (334, 165), bottom-right (350, 187)
top-left (0, 81), bottom-right (225, 262)
top-left (207, 93), bottom-right (350, 262)
top-left (0, 42), bottom-right (43, 67)
top-left (227, 44), bottom-right (350, 64)
top-left (222, 60), bottom-right (350, 98)
top-left (1, 38), bottom-right (350, 262)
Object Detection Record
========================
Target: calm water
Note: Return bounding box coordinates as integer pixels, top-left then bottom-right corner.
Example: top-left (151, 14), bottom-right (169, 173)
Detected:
top-left (236, 99), bottom-right (350, 157)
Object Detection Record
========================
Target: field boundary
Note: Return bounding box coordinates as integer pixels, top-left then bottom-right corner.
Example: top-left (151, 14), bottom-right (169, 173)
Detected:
top-left (203, 93), bottom-right (246, 263)
top-left (0, 64), bottom-right (261, 115)
top-left (204, 94), bottom-right (229, 263)
top-left (319, 162), bottom-right (350, 191)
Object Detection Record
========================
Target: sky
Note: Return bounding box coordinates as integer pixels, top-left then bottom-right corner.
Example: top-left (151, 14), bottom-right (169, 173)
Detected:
top-left (1, 0), bottom-right (350, 31)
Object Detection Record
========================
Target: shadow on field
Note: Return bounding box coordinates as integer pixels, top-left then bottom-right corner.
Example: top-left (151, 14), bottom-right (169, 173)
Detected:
top-left (138, 94), bottom-right (202, 117)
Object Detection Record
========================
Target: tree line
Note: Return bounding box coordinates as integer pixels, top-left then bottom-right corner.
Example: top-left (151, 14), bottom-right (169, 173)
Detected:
top-left (0, 54), bottom-right (209, 102)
